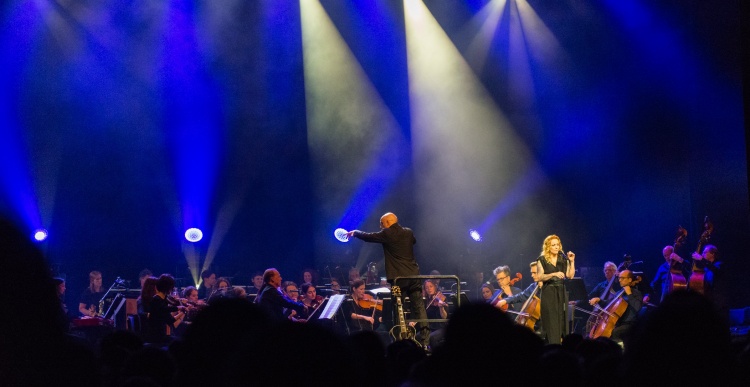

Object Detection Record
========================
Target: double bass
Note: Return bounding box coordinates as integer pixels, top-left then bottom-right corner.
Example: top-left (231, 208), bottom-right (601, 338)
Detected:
top-left (588, 276), bottom-right (642, 339)
top-left (688, 217), bottom-right (714, 294)
top-left (666, 226), bottom-right (688, 293)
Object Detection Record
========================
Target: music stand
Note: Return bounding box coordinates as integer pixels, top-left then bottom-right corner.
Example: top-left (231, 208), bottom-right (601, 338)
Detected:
top-left (565, 278), bottom-right (588, 335)
top-left (565, 278), bottom-right (588, 302)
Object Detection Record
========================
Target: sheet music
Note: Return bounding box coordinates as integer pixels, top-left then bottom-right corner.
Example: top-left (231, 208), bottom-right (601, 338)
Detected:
top-left (319, 294), bottom-right (345, 320)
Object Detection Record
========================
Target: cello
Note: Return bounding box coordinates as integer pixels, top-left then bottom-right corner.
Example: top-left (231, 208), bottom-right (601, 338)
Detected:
top-left (513, 283), bottom-right (541, 331)
top-left (688, 217), bottom-right (714, 295)
top-left (489, 272), bottom-right (523, 311)
top-left (588, 276), bottom-right (642, 339)
top-left (666, 226), bottom-right (688, 293)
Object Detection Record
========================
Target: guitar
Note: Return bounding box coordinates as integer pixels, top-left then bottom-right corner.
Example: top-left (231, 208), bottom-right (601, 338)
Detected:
top-left (688, 217), bottom-right (714, 294)
top-left (388, 285), bottom-right (421, 347)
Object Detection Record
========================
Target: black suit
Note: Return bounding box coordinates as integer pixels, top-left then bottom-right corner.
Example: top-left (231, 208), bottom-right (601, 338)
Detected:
top-left (255, 284), bottom-right (305, 321)
top-left (352, 223), bottom-right (429, 347)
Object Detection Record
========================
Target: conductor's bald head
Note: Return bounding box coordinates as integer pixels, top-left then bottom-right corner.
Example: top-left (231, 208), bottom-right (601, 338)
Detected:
top-left (380, 212), bottom-right (398, 229)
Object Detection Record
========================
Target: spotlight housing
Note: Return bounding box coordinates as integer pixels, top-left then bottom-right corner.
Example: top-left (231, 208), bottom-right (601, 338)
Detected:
top-left (469, 229), bottom-right (482, 242)
top-left (33, 229), bottom-right (48, 242)
top-left (185, 228), bottom-right (203, 242)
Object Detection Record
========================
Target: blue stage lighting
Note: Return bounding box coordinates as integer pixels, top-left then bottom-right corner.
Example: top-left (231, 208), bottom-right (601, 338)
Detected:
top-left (469, 229), bottom-right (482, 242)
top-left (33, 229), bottom-right (48, 242)
top-left (185, 228), bottom-right (203, 242)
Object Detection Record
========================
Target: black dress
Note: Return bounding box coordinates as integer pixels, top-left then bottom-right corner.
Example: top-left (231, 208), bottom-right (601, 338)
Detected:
top-left (537, 254), bottom-right (568, 344)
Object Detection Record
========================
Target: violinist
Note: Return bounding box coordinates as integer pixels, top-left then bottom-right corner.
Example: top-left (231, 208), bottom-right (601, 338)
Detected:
top-left (144, 273), bottom-right (186, 344)
top-left (281, 281), bottom-right (306, 322)
top-left (422, 279), bottom-right (448, 349)
top-left (346, 279), bottom-right (382, 332)
top-left (492, 265), bottom-right (523, 310)
top-left (298, 282), bottom-right (324, 320)
top-left (608, 270), bottom-right (643, 342)
top-left (587, 261), bottom-right (621, 307)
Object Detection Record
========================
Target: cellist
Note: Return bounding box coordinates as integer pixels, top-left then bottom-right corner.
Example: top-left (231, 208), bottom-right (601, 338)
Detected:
top-left (493, 262), bottom-right (542, 331)
top-left (607, 270), bottom-right (643, 342)
top-left (587, 261), bottom-right (621, 308)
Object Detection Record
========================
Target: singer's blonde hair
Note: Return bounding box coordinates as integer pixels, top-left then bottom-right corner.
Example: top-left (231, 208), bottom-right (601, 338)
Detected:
top-left (540, 235), bottom-right (563, 262)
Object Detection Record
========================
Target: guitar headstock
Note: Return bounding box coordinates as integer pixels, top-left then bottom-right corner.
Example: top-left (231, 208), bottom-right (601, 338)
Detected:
top-left (391, 285), bottom-right (401, 298)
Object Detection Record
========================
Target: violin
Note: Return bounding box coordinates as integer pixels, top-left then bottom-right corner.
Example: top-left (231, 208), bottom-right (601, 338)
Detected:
top-left (429, 291), bottom-right (448, 308)
top-left (356, 294), bottom-right (383, 311)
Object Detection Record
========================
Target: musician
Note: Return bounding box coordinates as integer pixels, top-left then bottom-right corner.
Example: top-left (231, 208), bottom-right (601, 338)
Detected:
top-left (138, 269), bottom-right (153, 288)
top-left (255, 268), bottom-right (306, 321)
top-left (609, 269), bottom-right (643, 342)
top-left (492, 265), bottom-right (523, 310)
top-left (78, 270), bottom-right (105, 317)
top-left (208, 277), bottom-right (232, 303)
top-left (197, 270), bottom-right (217, 301)
top-left (298, 282), bottom-right (323, 320)
top-left (536, 234), bottom-right (575, 345)
top-left (480, 283), bottom-right (495, 303)
top-left (144, 273), bottom-right (186, 344)
top-left (329, 278), bottom-right (343, 295)
top-left (346, 279), bottom-right (381, 332)
top-left (648, 245), bottom-right (689, 304)
top-left (282, 281), bottom-right (305, 322)
top-left (587, 261), bottom-right (621, 307)
top-left (422, 279), bottom-right (448, 349)
top-left (137, 276), bottom-right (158, 315)
top-left (346, 212), bottom-right (430, 348)
top-left (250, 271), bottom-right (264, 296)
top-left (53, 277), bottom-right (68, 316)
top-left (494, 261), bottom-right (542, 311)
top-left (691, 244), bottom-right (725, 310)
top-left (348, 267), bottom-right (362, 286)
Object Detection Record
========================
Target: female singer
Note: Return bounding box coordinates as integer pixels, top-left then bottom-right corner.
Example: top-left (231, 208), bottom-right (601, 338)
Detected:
top-left (536, 234), bottom-right (575, 344)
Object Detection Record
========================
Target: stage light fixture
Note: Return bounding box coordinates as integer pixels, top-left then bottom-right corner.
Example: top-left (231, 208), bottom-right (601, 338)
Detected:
top-left (33, 229), bottom-right (48, 242)
top-left (469, 229), bottom-right (482, 242)
top-left (185, 228), bottom-right (203, 242)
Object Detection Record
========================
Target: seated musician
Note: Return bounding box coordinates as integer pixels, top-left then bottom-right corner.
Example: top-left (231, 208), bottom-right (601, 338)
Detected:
top-left (255, 268), bottom-right (306, 321)
top-left (281, 281), bottom-right (305, 322)
top-left (345, 279), bottom-right (381, 332)
top-left (78, 270), bottom-right (105, 317)
top-left (480, 283), bottom-right (495, 303)
top-left (197, 270), bottom-right (217, 301)
top-left (608, 270), bottom-right (643, 342)
top-left (138, 276), bottom-right (158, 315)
top-left (491, 265), bottom-right (523, 310)
top-left (298, 282), bottom-right (323, 320)
top-left (144, 273), bottom-right (186, 344)
top-left (493, 262), bottom-right (541, 314)
top-left (422, 279), bottom-right (449, 349)
top-left (587, 261), bottom-right (621, 308)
